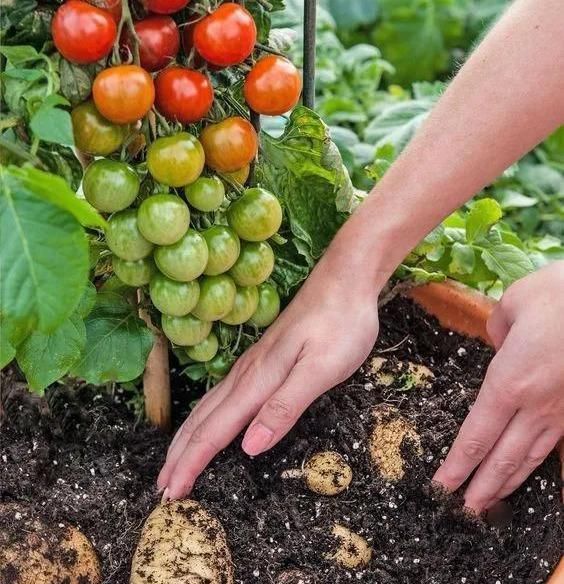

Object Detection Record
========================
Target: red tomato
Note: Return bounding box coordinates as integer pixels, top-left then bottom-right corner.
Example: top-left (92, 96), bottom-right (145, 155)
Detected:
top-left (52, 0), bottom-right (117, 64)
top-left (200, 117), bottom-right (258, 173)
top-left (93, 65), bottom-right (155, 124)
top-left (144, 0), bottom-right (190, 15)
top-left (194, 3), bottom-right (257, 67)
top-left (125, 16), bottom-right (180, 72)
top-left (87, 0), bottom-right (122, 23)
top-left (244, 56), bottom-right (302, 115)
top-left (155, 67), bottom-right (214, 124)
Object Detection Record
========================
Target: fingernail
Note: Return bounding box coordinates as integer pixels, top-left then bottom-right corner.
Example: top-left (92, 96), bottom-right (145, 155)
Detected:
top-left (242, 423), bottom-right (274, 456)
top-left (161, 487), bottom-right (170, 504)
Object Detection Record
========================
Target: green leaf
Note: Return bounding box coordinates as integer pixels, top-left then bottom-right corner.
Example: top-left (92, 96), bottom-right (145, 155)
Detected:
top-left (1, 331), bottom-right (16, 369)
top-left (37, 144), bottom-right (84, 191)
top-left (0, 165), bottom-right (89, 332)
top-left (59, 58), bottom-right (94, 106)
top-left (70, 292), bottom-right (154, 385)
top-left (270, 240), bottom-right (311, 297)
top-left (7, 166), bottom-right (106, 229)
top-left (0, 45), bottom-right (41, 66)
top-left (494, 189), bottom-right (538, 209)
top-left (449, 242), bottom-right (475, 275)
top-left (466, 198), bottom-right (503, 242)
top-left (76, 281), bottom-right (98, 318)
top-left (30, 104), bottom-right (74, 147)
top-left (396, 264), bottom-right (446, 284)
top-left (325, 0), bottom-right (378, 30)
top-left (480, 243), bottom-right (534, 286)
top-left (16, 313), bottom-right (86, 393)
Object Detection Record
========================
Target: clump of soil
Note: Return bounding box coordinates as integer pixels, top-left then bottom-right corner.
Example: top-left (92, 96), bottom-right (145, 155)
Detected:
top-left (1, 298), bottom-right (562, 584)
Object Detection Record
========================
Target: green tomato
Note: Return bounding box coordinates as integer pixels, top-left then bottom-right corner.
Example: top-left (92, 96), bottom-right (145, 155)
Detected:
top-left (192, 274), bottom-right (237, 321)
top-left (205, 353), bottom-right (235, 379)
top-left (249, 283), bottom-right (280, 327)
top-left (161, 313), bottom-right (212, 346)
top-left (229, 241), bottom-right (274, 286)
top-left (138, 194), bottom-right (190, 246)
top-left (202, 226), bottom-right (240, 276)
top-left (186, 332), bottom-right (219, 362)
top-left (185, 176), bottom-right (225, 212)
top-left (83, 159), bottom-right (139, 213)
top-left (149, 273), bottom-right (200, 316)
top-left (221, 286), bottom-right (259, 325)
top-left (106, 209), bottom-right (154, 261)
top-left (154, 229), bottom-right (208, 282)
top-left (147, 132), bottom-right (205, 188)
top-left (227, 187), bottom-right (282, 242)
top-left (112, 255), bottom-right (155, 287)
top-left (72, 100), bottom-right (127, 156)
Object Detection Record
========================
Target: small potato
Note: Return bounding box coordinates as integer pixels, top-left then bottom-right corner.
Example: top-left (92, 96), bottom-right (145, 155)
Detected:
top-left (130, 500), bottom-right (234, 584)
top-left (370, 357), bottom-right (434, 390)
top-left (0, 503), bottom-right (101, 584)
top-left (325, 524), bottom-right (372, 569)
top-left (281, 451), bottom-right (353, 496)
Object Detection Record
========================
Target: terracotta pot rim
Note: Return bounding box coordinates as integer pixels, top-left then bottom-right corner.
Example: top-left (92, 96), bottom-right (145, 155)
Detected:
top-left (405, 279), bottom-right (563, 584)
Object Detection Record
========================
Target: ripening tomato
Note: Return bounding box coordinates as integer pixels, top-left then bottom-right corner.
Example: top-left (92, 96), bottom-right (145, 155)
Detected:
top-left (144, 0), bottom-right (190, 15)
top-left (186, 332), bottom-right (219, 362)
top-left (229, 241), bottom-right (274, 287)
top-left (147, 133), bottom-right (205, 187)
top-left (155, 67), bottom-right (213, 124)
top-left (227, 188), bottom-right (283, 242)
top-left (137, 194), bottom-right (190, 246)
top-left (125, 16), bottom-right (180, 72)
top-left (184, 176), bottom-right (225, 212)
top-left (200, 117), bottom-right (258, 173)
top-left (162, 313), bottom-right (212, 346)
top-left (244, 56), bottom-right (302, 115)
top-left (192, 274), bottom-right (237, 321)
top-left (205, 353), bottom-right (234, 378)
top-left (154, 229), bottom-right (208, 282)
top-left (193, 3), bottom-right (256, 67)
top-left (52, 1), bottom-right (117, 64)
top-left (72, 101), bottom-right (127, 156)
top-left (105, 209), bottom-right (154, 261)
top-left (223, 165), bottom-right (250, 187)
top-left (149, 273), bottom-right (200, 316)
top-left (83, 159), bottom-right (139, 213)
top-left (202, 226), bottom-right (240, 276)
top-left (249, 282), bottom-right (280, 327)
top-left (93, 65), bottom-right (155, 124)
top-left (87, 0), bottom-right (122, 23)
top-left (221, 285), bottom-right (259, 325)
top-left (113, 256), bottom-right (156, 287)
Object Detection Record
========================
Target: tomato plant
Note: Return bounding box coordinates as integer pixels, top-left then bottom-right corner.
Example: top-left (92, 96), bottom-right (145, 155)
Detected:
top-left (202, 226), bottom-right (240, 275)
top-left (227, 188), bottom-right (283, 242)
top-left (83, 159), bottom-right (140, 213)
top-left (52, 0), bottom-right (117, 64)
top-left (186, 332), bottom-right (219, 362)
top-left (192, 274), bottom-right (237, 321)
top-left (155, 67), bottom-right (214, 124)
top-left (249, 283), bottom-right (280, 327)
top-left (244, 56), bottom-right (302, 116)
top-left (229, 241), bottom-right (275, 287)
top-left (200, 117), bottom-right (258, 173)
top-left (93, 65), bottom-right (155, 124)
top-left (71, 101), bottom-right (127, 156)
top-left (125, 16), bottom-right (180, 72)
top-left (147, 133), bottom-right (205, 187)
top-left (137, 194), bottom-right (190, 246)
top-left (149, 274), bottom-right (200, 317)
top-left (185, 176), bottom-right (225, 212)
top-left (154, 229), bottom-right (209, 282)
top-left (106, 209), bottom-right (154, 261)
top-left (221, 285), bottom-right (259, 325)
top-left (193, 3), bottom-right (257, 67)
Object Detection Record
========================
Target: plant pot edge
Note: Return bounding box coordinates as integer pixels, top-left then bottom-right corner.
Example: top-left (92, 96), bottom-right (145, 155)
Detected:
top-left (404, 279), bottom-right (564, 584)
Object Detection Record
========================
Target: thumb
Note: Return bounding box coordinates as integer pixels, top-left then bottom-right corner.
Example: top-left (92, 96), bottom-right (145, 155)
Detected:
top-left (487, 302), bottom-right (511, 350)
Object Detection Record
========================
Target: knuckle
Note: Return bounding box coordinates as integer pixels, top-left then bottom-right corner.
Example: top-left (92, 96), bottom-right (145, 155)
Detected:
top-left (460, 439), bottom-right (490, 462)
top-left (491, 459), bottom-right (519, 478)
top-left (264, 397), bottom-right (295, 423)
top-left (523, 453), bottom-right (545, 468)
top-left (189, 424), bottom-right (220, 452)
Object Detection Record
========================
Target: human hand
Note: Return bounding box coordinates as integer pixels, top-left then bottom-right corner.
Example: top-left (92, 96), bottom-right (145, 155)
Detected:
top-left (433, 261), bottom-right (564, 512)
top-left (157, 239), bottom-right (383, 500)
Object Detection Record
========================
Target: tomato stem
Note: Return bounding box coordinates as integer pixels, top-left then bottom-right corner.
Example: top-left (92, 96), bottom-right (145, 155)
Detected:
top-left (0, 136), bottom-right (46, 169)
top-left (255, 42), bottom-right (286, 58)
top-left (113, 0), bottom-right (140, 66)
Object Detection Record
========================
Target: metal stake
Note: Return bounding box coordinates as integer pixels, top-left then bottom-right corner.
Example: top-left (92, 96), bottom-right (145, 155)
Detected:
top-left (302, 0), bottom-right (316, 109)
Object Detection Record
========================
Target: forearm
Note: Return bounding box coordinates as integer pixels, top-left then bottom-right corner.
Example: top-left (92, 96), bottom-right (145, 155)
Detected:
top-left (332, 0), bottom-right (564, 289)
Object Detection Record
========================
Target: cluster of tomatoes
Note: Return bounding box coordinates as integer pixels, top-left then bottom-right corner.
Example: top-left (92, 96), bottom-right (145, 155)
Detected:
top-left (52, 0), bottom-right (303, 374)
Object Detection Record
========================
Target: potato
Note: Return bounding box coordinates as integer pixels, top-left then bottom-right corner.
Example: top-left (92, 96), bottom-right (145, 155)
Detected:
top-left (0, 503), bottom-right (101, 584)
top-left (130, 500), bottom-right (234, 584)
top-left (325, 524), bottom-right (372, 569)
top-left (369, 357), bottom-right (434, 389)
top-left (281, 451), bottom-right (353, 496)
top-left (369, 405), bottom-right (422, 481)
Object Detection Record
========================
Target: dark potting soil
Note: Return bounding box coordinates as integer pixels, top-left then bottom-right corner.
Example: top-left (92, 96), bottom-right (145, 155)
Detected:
top-left (1, 297), bottom-right (562, 584)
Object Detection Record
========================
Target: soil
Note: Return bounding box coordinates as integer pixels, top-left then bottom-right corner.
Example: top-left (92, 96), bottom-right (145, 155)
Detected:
top-left (1, 297), bottom-right (562, 584)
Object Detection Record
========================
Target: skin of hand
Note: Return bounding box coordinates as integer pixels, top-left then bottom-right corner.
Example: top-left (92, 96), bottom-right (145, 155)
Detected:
top-left (433, 262), bottom-right (564, 512)
top-left (158, 0), bottom-right (564, 502)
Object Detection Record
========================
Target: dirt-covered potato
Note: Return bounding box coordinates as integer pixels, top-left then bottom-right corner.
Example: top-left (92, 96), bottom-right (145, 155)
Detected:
top-left (281, 451), bottom-right (353, 496)
top-left (370, 357), bottom-right (434, 389)
top-left (130, 500), bottom-right (234, 584)
top-left (325, 524), bottom-right (372, 569)
top-left (369, 405), bottom-right (422, 481)
top-left (0, 503), bottom-right (101, 584)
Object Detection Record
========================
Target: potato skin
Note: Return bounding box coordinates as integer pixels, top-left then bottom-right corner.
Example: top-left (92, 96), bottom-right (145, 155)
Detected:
top-left (326, 524), bottom-right (372, 569)
top-left (304, 451), bottom-right (353, 496)
top-left (0, 503), bottom-right (101, 584)
top-left (130, 499), bottom-right (234, 584)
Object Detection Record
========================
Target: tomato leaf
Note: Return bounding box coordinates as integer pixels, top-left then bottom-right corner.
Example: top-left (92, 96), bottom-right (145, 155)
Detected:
top-left (0, 331), bottom-right (16, 369)
top-left (59, 58), bottom-right (94, 107)
top-left (30, 101), bottom-right (74, 147)
top-left (70, 292), bottom-right (154, 385)
top-left (0, 165), bottom-right (90, 333)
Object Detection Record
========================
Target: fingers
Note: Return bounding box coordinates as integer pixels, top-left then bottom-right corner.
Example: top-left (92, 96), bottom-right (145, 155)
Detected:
top-left (462, 412), bottom-right (544, 512)
top-left (432, 350), bottom-right (519, 492)
top-left (241, 357), bottom-right (332, 456)
top-left (486, 302), bottom-right (511, 350)
top-left (490, 428), bottom-right (561, 503)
